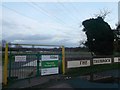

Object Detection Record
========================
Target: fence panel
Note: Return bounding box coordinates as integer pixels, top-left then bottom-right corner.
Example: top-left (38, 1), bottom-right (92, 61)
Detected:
top-left (6, 44), bottom-right (63, 83)
top-left (8, 53), bottom-right (38, 81)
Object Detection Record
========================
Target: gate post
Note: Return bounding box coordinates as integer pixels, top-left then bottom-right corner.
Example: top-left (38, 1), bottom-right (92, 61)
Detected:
top-left (62, 46), bottom-right (65, 74)
top-left (3, 43), bottom-right (8, 85)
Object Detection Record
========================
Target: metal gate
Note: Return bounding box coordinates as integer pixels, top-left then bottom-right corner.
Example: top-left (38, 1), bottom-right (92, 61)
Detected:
top-left (3, 43), bottom-right (65, 85)
top-left (8, 53), bottom-right (39, 81)
top-left (8, 53), bottom-right (62, 81)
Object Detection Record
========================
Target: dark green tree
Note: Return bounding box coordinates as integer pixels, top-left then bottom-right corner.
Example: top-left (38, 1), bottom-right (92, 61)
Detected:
top-left (82, 17), bottom-right (114, 55)
top-left (115, 23), bottom-right (120, 52)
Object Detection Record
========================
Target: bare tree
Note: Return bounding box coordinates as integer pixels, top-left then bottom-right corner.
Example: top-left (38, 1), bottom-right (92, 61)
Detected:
top-left (94, 9), bottom-right (111, 19)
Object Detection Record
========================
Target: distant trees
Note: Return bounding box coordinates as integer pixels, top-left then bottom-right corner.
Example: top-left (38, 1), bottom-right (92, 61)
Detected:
top-left (82, 17), bottom-right (114, 55)
top-left (116, 23), bottom-right (120, 34)
top-left (14, 44), bottom-right (22, 48)
top-left (2, 40), bottom-right (12, 48)
top-left (2, 40), bottom-right (7, 48)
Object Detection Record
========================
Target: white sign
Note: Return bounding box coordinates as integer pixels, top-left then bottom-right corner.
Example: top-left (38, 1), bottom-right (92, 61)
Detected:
top-left (114, 57), bottom-right (120, 62)
top-left (41, 55), bottom-right (59, 76)
top-left (41, 67), bottom-right (58, 75)
top-left (41, 55), bottom-right (59, 61)
top-left (67, 60), bottom-right (90, 68)
top-left (93, 58), bottom-right (111, 65)
top-left (15, 56), bottom-right (26, 62)
top-left (79, 60), bottom-right (90, 66)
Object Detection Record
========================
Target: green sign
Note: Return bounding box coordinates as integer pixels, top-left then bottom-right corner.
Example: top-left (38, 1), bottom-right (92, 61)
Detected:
top-left (41, 55), bottom-right (59, 75)
top-left (42, 60), bottom-right (58, 68)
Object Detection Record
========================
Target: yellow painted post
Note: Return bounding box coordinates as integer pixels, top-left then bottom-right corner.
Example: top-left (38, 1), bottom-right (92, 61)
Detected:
top-left (3, 43), bottom-right (8, 85)
top-left (62, 46), bottom-right (65, 74)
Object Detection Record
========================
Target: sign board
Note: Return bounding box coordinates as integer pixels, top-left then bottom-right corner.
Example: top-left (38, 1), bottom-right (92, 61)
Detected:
top-left (93, 58), bottom-right (111, 65)
top-left (42, 60), bottom-right (58, 68)
top-left (114, 57), bottom-right (120, 62)
top-left (41, 68), bottom-right (58, 76)
top-left (41, 55), bottom-right (59, 61)
top-left (15, 56), bottom-right (26, 62)
top-left (41, 55), bottom-right (59, 75)
top-left (67, 60), bottom-right (90, 68)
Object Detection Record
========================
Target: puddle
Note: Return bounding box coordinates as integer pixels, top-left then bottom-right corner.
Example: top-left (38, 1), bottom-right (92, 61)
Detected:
top-left (90, 76), bottom-right (120, 84)
top-left (80, 69), bottom-right (120, 84)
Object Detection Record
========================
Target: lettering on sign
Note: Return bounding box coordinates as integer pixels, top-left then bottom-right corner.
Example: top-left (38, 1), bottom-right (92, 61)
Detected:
top-left (41, 68), bottom-right (58, 75)
top-left (42, 60), bottom-right (58, 68)
top-left (67, 60), bottom-right (90, 68)
top-left (15, 56), bottom-right (26, 62)
top-left (93, 58), bottom-right (111, 65)
top-left (79, 60), bottom-right (90, 67)
top-left (114, 57), bottom-right (120, 62)
top-left (42, 55), bottom-right (59, 61)
top-left (50, 55), bottom-right (58, 59)
top-left (80, 61), bottom-right (87, 65)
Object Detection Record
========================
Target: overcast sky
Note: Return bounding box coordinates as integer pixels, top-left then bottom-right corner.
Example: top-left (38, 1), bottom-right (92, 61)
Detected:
top-left (1, 1), bottom-right (118, 47)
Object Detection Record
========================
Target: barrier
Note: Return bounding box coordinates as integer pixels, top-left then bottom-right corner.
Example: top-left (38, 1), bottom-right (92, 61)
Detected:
top-left (3, 43), bottom-right (65, 85)
top-left (3, 43), bottom-right (120, 85)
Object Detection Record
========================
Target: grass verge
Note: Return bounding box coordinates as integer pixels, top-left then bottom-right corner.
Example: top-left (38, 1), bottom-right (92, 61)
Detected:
top-left (65, 63), bottom-right (120, 77)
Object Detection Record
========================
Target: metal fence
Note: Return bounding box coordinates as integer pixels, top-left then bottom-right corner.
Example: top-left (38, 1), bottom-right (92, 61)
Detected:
top-left (8, 53), bottom-right (38, 81)
top-left (67, 57), bottom-right (120, 69)
top-left (3, 43), bottom-right (65, 85)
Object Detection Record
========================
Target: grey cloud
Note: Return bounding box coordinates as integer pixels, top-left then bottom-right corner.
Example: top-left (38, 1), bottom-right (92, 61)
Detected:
top-left (2, 19), bottom-right (82, 47)
top-left (4, 34), bottom-right (54, 42)
top-left (21, 24), bottom-right (33, 30)
top-left (2, 20), bottom-right (33, 31)
top-left (2, 20), bottom-right (17, 29)
top-left (4, 34), bottom-right (79, 47)
top-left (13, 39), bottom-right (78, 47)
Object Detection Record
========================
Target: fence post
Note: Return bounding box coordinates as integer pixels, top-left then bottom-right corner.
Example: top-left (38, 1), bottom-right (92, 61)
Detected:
top-left (37, 53), bottom-right (40, 76)
top-left (8, 50), bottom-right (12, 80)
top-left (62, 46), bottom-right (65, 74)
top-left (3, 43), bottom-right (8, 85)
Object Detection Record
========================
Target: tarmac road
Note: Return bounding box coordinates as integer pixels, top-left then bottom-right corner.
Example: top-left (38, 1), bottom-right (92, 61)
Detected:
top-left (30, 75), bottom-right (119, 89)
top-left (38, 70), bottom-right (120, 89)
top-left (45, 77), bottom-right (119, 89)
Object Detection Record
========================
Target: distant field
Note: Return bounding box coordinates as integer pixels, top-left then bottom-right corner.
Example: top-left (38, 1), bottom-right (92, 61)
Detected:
top-left (65, 51), bottom-right (91, 56)
top-left (2, 51), bottom-right (92, 62)
top-left (65, 51), bottom-right (92, 60)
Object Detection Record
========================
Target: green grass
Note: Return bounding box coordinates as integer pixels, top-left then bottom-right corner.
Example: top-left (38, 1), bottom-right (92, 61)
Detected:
top-left (66, 63), bottom-right (120, 77)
